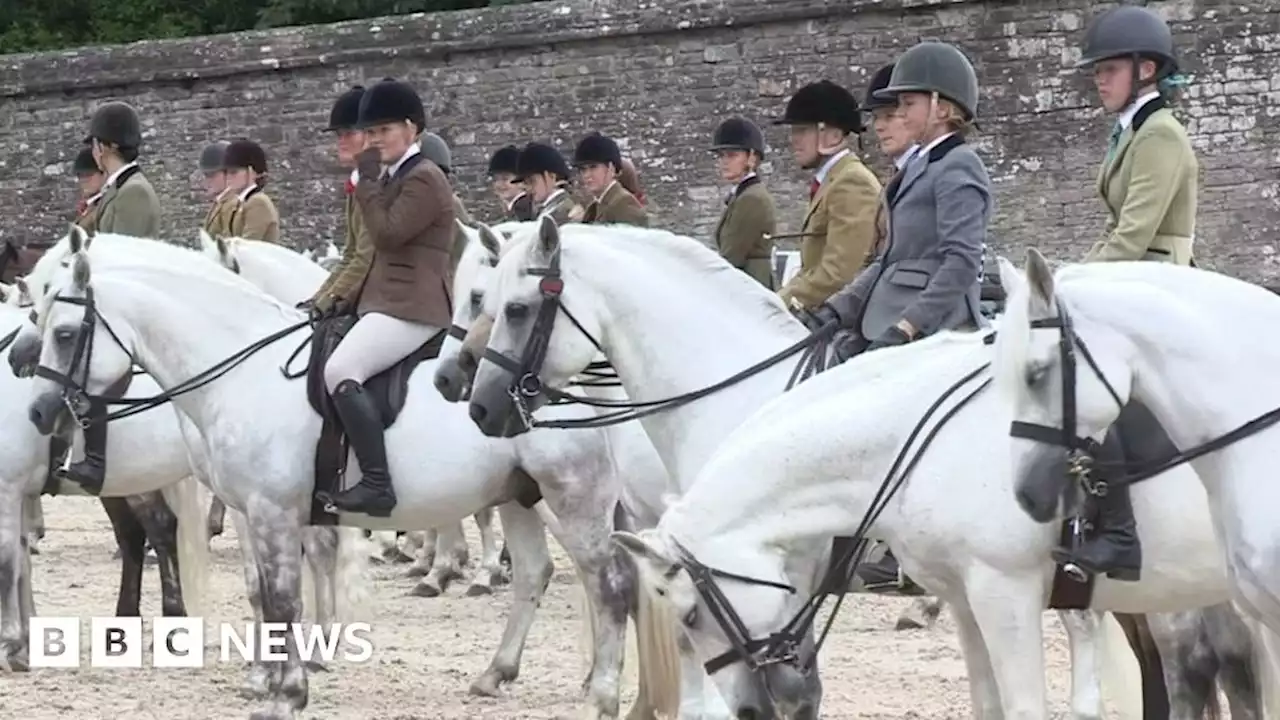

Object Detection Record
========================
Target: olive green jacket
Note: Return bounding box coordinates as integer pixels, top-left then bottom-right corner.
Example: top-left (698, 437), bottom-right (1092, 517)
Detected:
top-left (714, 176), bottom-right (777, 288)
top-left (583, 181), bottom-right (648, 227)
top-left (92, 166), bottom-right (162, 238)
top-left (229, 187), bottom-right (281, 244)
top-left (777, 152), bottom-right (882, 310)
top-left (313, 185), bottom-right (374, 312)
top-left (1085, 99), bottom-right (1197, 265)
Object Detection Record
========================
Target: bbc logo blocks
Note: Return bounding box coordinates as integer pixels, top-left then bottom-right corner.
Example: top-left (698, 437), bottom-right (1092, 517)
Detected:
top-left (31, 617), bottom-right (205, 668)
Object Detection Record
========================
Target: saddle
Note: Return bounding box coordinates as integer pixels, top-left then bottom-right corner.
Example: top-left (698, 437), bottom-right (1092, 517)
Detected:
top-left (303, 313), bottom-right (445, 525)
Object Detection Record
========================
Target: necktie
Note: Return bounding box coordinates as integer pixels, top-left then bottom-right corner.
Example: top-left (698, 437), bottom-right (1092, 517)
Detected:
top-left (809, 178), bottom-right (821, 201)
top-left (1105, 122), bottom-right (1124, 162)
top-left (344, 177), bottom-right (355, 195)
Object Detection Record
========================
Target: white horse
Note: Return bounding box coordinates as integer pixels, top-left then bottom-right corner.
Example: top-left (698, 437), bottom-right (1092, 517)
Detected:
top-left (8, 232), bottom-right (371, 693)
top-left (994, 248), bottom-right (1280, 716)
top-left (463, 220), bottom-right (1247, 718)
top-left (0, 298), bottom-right (211, 668)
top-left (19, 228), bottom-right (641, 720)
top-left (197, 232), bottom-right (504, 597)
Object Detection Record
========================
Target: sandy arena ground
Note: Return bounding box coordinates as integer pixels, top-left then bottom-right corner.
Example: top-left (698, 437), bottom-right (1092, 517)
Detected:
top-left (9, 496), bottom-right (1089, 719)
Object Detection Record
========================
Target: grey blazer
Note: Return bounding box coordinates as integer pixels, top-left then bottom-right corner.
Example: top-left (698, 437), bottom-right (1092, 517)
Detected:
top-left (826, 135), bottom-right (991, 340)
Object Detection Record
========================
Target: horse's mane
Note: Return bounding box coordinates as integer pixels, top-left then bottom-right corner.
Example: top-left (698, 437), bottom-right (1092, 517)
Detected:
top-left (518, 224), bottom-right (800, 338)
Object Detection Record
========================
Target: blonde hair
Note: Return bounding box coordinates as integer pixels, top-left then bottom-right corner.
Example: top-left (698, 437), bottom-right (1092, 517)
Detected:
top-left (936, 96), bottom-right (976, 137)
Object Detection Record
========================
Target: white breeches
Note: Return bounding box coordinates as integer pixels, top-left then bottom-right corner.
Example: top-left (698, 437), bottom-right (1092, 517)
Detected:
top-left (324, 312), bottom-right (440, 392)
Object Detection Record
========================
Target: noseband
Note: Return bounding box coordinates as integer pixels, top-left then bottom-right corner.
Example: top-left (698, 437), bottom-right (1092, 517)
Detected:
top-left (1007, 305), bottom-right (1124, 496)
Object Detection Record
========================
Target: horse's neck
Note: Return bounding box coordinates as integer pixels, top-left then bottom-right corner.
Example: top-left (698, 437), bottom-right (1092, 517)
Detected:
top-left (1072, 279), bottom-right (1280, 476)
top-left (664, 335), bottom-right (994, 591)
top-left (104, 273), bottom-right (303, 430)
top-left (592, 264), bottom-right (806, 486)
top-left (239, 251), bottom-right (326, 305)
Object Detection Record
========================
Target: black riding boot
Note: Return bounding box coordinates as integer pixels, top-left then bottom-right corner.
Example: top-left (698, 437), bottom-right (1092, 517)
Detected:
top-left (326, 379), bottom-right (397, 518)
top-left (59, 405), bottom-right (107, 496)
top-left (854, 548), bottom-right (925, 596)
top-left (1052, 483), bottom-right (1141, 581)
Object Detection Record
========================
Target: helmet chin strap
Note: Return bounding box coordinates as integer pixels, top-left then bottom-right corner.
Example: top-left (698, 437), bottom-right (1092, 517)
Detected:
top-left (815, 122), bottom-right (846, 156)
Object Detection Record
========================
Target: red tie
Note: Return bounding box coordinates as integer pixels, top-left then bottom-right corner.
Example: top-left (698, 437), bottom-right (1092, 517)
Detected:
top-left (344, 177), bottom-right (355, 195)
top-left (809, 178), bottom-right (821, 200)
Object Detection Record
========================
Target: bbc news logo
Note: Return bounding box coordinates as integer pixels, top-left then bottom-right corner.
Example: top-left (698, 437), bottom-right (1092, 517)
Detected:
top-left (29, 617), bottom-right (374, 668)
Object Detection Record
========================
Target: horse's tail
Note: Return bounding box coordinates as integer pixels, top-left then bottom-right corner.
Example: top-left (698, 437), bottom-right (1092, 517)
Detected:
top-left (164, 475), bottom-right (211, 618)
top-left (1099, 612), bottom-right (1144, 720)
top-left (333, 526), bottom-right (372, 623)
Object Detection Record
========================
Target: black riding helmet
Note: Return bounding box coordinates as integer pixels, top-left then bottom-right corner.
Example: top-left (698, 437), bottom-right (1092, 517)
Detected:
top-left (84, 101), bottom-right (143, 150)
top-left (488, 145), bottom-right (521, 177)
top-left (198, 140), bottom-right (229, 175)
top-left (775, 80), bottom-right (864, 134)
top-left (326, 85), bottom-right (366, 132)
top-left (1076, 6), bottom-right (1177, 75)
top-left (224, 138), bottom-right (268, 174)
top-left (357, 78), bottom-right (426, 132)
top-left (516, 142), bottom-right (572, 182)
top-left (862, 63), bottom-right (897, 111)
top-left (710, 117), bottom-right (766, 157)
top-left (573, 132), bottom-right (622, 171)
top-left (73, 146), bottom-right (100, 177)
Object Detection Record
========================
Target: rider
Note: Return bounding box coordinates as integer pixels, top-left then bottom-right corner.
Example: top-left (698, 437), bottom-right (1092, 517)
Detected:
top-left (419, 131), bottom-right (473, 270)
top-left (487, 145), bottom-right (535, 221)
top-left (61, 100), bottom-right (163, 494)
top-left (709, 116), bottom-right (777, 288)
top-left (773, 80), bottom-right (882, 312)
top-left (1050, 6), bottom-right (1197, 581)
top-left (309, 85), bottom-right (374, 316)
top-left (573, 132), bottom-right (648, 226)
top-left (73, 146), bottom-right (106, 232)
top-left (516, 142), bottom-right (583, 224)
top-left (223, 138), bottom-right (280, 243)
top-left (319, 78), bottom-right (456, 517)
top-left (810, 41), bottom-right (992, 593)
top-left (198, 140), bottom-right (233, 237)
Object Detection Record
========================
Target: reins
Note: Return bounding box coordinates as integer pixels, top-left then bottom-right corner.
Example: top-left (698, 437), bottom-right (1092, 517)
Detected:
top-left (32, 285), bottom-right (310, 428)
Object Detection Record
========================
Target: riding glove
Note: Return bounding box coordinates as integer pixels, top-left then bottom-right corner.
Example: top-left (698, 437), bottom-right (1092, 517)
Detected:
top-left (867, 325), bottom-right (911, 352)
top-left (795, 303), bottom-right (840, 332)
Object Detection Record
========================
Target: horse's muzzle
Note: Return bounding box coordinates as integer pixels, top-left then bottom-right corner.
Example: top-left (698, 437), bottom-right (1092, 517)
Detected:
top-left (28, 392), bottom-right (65, 436)
top-left (432, 357), bottom-right (471, 403)
top-left (7, 334), bottom-right (39, 378)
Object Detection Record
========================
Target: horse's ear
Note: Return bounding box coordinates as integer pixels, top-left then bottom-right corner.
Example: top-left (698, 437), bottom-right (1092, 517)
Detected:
top-left (215, 235), bottom-right (232, 263)
top-left (15, 276), bottom-right (28, 298)
top-left (198, 228), bottom-right (216, 253)
top-left (72, 252), bottom-right (90, 290)
top-left (1024, 248), bottom-right (1055, 313)
top-left (68, 223), bottom-right (87, 254)
top-left (996, 256), bottom-right (1026, 300)
top-left (0, 283), bottom-right (10, 304)
top-left (476, 222), bottom-right (502, 261)
top-left (535, 215), bottom-right (561, 259)
top-left (610, 530), bottom-right (680, 583)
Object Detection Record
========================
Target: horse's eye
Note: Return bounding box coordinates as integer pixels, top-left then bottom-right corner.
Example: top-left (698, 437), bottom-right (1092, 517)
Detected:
top-left (54, 327), bottom-right (75, 343)
top-left (505, 302), bottom-right (529, 321)
top-left (682, 606), bottom-right (698, 628)
top-left (1024, 363), bottom-right (1049, 387)
top-left (470, 290), bottom-right (483, 309)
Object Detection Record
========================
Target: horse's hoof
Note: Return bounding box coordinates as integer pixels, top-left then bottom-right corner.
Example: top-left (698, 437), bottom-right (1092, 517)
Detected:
top-left (405, 564), bottom-right (430, 578)
top-left (465, 583), bottom-right (493, 597)
top-left (248, 704), bottom-right (297, 720)
top-left (239, 684), bottom-right (269, 700)
top-left (469, 673), bottom-right (504, 697)
top-left (305, 660), bottom-right (328, 673)
top-left (408, 582), bottom-right (441, 598)
top-left (894, 616), bottom-right (926, 631)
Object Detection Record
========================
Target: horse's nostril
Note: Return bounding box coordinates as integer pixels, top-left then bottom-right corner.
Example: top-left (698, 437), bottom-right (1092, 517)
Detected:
top-left (469, 403), bottom-right (488, 423)
top-left (458, 351), bottom-right (476, 372)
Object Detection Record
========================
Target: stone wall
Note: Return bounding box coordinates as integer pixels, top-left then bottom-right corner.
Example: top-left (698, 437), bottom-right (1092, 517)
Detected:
top-left (0, 0), bottom-right (1277, 279)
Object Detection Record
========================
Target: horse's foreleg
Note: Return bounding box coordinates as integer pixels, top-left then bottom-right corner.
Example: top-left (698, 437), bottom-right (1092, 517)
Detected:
top-left (206, 496), bottom-right (226, 539)
top-left (23, 495), bottom-right (43, 555)
top-left (300, 526), bottom-right (338, 674)
top-left (406, 529), bottom-right (436, 577)
top-left (245, 509), bottom-right (308, 720)
top-left (964, 568), bottom-right (1048, 719)
top-left (0, 482), bottom-right (31, 670)
top-left (896, 596), bottom-right (945, 631)
top-left (1057, 610), bottom-right (1105, 720)
top-left (101, 497), bottom-right (147, 617)
top-left (231, 508), bottom-right (271, 699)
top-left (471, 506), bottom-right (506, 592)
top-left (126, 491), bottom-right (185, 617)
top-left (410, 523), bottom-right (465, 597)
top-left (946, 596), bottom-right (1000, 718)
top-left (469, 502), bottom-right (552, 697)
top-left (539, 494), bottom-right (628, 719)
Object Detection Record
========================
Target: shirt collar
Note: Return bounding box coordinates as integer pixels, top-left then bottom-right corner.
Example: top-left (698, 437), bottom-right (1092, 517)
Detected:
top-left (542, 187), bottom-right (567, 207)
top-left (386, 141), bottom-right (422, 178)
top-left (594, 180), bottom-right (618, 204)
top-left (103, 161), bottom-right (138, 189)
top-left (349, 169), bottom-right (360, 184)
top-left (236, 183), bottom-right (258, 202)
top-left (215, 187), bottom-right (233, 201)
top-left (813, 148), bottom-right (850, 185)
top-left (1118, 91), bottom-right (1162, 130)
top-left (893, 144), bottom-right (921, 171)
top-left (506, 190), bottom-right (527, 212)
top-left (85, 192), bottom-right (104, 207)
